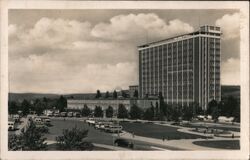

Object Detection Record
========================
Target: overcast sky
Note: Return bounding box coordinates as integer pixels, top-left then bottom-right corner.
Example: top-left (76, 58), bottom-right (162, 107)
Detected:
top-left (9, 9), bottom-right (240, 94)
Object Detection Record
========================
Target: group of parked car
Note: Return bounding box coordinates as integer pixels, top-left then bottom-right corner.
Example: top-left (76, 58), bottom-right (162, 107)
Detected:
top-left (86, 118), bottom-right (123, 133)
top-left (45, 111), bottom-right (81, 118)
top-left (57, 112), bottom-right (81, 117)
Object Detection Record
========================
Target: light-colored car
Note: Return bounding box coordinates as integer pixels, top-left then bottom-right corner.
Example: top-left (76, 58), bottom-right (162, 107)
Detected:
top-left (13, 114), bottom-right (20, 122)
top-left (60, 112), bottom-right (67, 117)
top-left (34, 117), bottom-right (43, 124)
top-left (105, 125), bottom-right (123, 133)
top-left (8, 121), bottom-right (17, 131)
top-left (67, 112), bottom-right (73, 117)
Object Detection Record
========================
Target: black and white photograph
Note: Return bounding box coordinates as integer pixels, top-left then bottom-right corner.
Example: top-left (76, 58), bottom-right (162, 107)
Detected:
top-left (1, 1), bottom-right (249, 160)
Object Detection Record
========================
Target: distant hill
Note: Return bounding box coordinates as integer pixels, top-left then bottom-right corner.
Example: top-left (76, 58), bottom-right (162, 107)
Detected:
top-left (9, 86), bottom-right (239, 102)
top-left (9, 93), bottom-right (61, 102)
top-left (9, 90), bottom-right (129, 102)
top-left (221, 85), bottom-right (240, 100)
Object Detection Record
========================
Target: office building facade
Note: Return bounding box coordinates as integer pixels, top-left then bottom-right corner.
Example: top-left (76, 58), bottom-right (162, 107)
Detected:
top-left (138, 26), bottom-right (221, 110)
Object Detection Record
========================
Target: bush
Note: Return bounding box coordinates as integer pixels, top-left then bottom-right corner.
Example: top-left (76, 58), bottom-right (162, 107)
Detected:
top-left (8, 121), bottom-right (48, 151)
top-left (56, 126), bottom-right (93, 150)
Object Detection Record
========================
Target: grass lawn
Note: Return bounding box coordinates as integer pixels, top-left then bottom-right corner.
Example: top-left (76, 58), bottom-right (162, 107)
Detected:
top-left (179, 123), bottom-right (240, 132)
top-left (193, 140), bottom-right (240, 150)
top-left (120, 122), bottom-right (209, 140)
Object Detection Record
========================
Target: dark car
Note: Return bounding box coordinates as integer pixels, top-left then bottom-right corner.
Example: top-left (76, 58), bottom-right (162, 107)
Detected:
top-left (114, 138), bottom-right (134, 149)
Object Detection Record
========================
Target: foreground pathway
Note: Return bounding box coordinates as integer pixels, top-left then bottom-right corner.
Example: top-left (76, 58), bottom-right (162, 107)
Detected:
top-left (44, 140), bottom-right (130, 151)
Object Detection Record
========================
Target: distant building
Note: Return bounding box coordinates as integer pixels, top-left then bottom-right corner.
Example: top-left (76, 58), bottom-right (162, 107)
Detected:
top-left (138, 25), bottom-right (221, 110)
top-left (67, 98), bottom-right (159, 117)
top-left (129, 85), bottom-right (139, 98)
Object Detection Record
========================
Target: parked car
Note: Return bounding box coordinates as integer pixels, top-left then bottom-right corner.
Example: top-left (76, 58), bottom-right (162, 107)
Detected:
top-left (44, 118), bottom-right (51, 125)
top-left (53, 113), bottom-right (60, 117)
top-left (13, 114), bottom-right (20, 122)
top-left (34, 117), bottom-right (43, 125)
top-left (105, 125), bottom-right (123, 133)
top-left (60, 112), bottom-right (67, 117)
top-left (99, 122), bottom-right (113, 130)
top-left (8, 120), bottom-right (17, 131)
top-left (86, 119), bottom-right (96, 126)
top-left (67, 112), bottom-right (73, 117)
top-left (73, 112), bottom-right (81, 117)
top-left (114, 138), bottom-right (133, 149)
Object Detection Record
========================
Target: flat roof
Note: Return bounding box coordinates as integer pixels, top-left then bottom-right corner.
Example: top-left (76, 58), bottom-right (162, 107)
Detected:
top-left (138, 26), bottom-right (221, 48)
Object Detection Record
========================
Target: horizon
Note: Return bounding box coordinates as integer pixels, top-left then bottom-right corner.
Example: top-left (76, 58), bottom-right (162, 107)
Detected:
top-left (9, 84), bottom-right (240, 95)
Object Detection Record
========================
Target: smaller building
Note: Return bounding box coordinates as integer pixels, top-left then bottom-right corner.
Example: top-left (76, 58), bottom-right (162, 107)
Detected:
top-left (67, 98), bottom-right (159, 117)
top-left (129, 85), bottom-right (139, 98)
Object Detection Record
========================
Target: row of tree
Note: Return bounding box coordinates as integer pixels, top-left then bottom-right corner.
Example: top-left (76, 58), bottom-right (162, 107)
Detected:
top-left (9, 94), bottom-right (240, 122)
top-left (9, 96), bottom-right (67, 116)
top-left (207, 96), bottom-right (240, 122)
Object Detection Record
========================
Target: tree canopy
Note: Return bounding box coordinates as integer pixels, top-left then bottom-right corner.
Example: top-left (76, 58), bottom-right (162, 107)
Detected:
top-left (56, 126), bottom-right (93, 150)
top-left (129, 104), bottom-right (143, 119)
top-left (117, 104), bottom-right (128, 118)
top-left (105, 106), bottom-right (113, 118)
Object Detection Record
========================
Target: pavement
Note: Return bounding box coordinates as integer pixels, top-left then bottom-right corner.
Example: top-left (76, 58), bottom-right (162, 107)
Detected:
top-left (44, 140), bottom-right (130, 151)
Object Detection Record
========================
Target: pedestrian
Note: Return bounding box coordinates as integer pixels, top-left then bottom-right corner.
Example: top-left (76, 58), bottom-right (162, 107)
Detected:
top-left (232, 133), bottom-right (234, 139)
top-left (162, 136), bottom-right (165, 142)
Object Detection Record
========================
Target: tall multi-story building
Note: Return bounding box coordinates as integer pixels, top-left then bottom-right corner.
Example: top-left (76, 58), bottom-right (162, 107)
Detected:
top-left (138, 25), bottom-right (221, 110)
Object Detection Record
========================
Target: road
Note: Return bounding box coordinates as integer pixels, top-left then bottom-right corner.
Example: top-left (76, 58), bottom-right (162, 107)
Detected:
top-left (44, 119), bottom-right (182, 150)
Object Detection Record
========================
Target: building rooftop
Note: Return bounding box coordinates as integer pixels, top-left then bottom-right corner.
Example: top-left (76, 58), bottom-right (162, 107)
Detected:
top-left (138, 25), bottom-right (221, 48)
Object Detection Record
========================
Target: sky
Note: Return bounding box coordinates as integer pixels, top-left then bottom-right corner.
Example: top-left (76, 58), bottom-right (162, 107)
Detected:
top-left (9, 9), bottom-right (241, 94)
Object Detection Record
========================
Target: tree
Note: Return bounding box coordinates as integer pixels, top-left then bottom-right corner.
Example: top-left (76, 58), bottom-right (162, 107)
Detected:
top-left (224, 96), bottom-right (238, 117)
top-left (94, 106), bottom-right (103, 117)
top-left (207, 99), bottom-right (220, 121)
top-left (95, 90), bottom-right (101, 99)
top-left (8, 101), bottom-right (19, 115)
top-left (21, 99), bottom-right (31, 116)
top-left (133, 90), bottom-right (139, 98)
top-left (56, 96), bottom-right (67, 112)
top-left (182, 106), bottom-right (194, 121)
top-left (113, 90), bottom-right (118, 99)
top-left (9, 121), bottom-right (48, 151)
top-left (105, 106), bottom-right (113, 118)
top-left (56, 126), bottom-right (93, 150)
top-left (207, 99), bottom-right (218, 115)
top-left (42, 97), bottom-right (48, 107)
top-left (159, 92), bottom-right (166, 115)
top-left (172, 106), bottom-right (182, 122)
top-left (117, 104), bottom-right (128, 119)
top-left (81, 105), bottom-right (91, 117)
top-left (211, 106), bottom-right (220, 122)
top-left (143, 106), bottom-right (155, 120)
top-left (34, 99), bottom-right (45, 116)
top-left (105, 91), bottom-right (110, 99)
top-left (129, 104), bottom-right (143, 119)
top-left (154, 102), bottom-right (160, 120)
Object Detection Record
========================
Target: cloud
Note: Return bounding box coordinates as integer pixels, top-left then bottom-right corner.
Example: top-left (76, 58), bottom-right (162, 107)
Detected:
top-left (91, 13), bottom-right (194, 42)
top-left (9, 13), bottom-right (239, 93)
top-left (10, 55), bottom-right (137, 93)
top-left (221, 58), bottom-right (240, 85)
top-left (215, 12), bottom-right (240, 40)
top-left (8, 24), bottom-right (17, 38)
